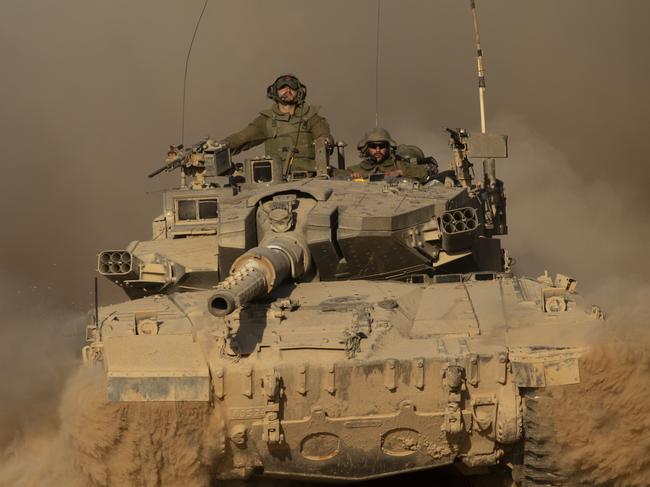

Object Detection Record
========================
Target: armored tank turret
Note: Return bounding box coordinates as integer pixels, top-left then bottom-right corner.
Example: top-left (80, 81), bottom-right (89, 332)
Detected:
top-left (82, 127), bottom-right (604, 485)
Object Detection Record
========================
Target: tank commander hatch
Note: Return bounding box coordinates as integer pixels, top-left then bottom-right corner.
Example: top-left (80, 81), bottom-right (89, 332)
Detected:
top-left (345, 128), bottom-right (434, 183)
top-left (221, 74), bottom-right (333, 176)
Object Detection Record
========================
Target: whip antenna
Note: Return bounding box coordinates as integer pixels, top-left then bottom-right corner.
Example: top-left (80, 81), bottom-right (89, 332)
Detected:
top-left (181, 0), bottom-right (209, 144)
top-left (94, 277), bottom-right (99, 328)
top-left (470, 0), bottom-right (487, 133)
top-left (374, 0), bottom-right (382, 127)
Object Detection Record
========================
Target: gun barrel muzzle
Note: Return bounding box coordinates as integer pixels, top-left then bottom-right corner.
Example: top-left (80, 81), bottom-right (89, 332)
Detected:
top-left (207, 238), bottom-right (306, 317)
top-left (208, 291), bottom-right (238, 317)
top-left (208, 271), bottom-right (268, 317)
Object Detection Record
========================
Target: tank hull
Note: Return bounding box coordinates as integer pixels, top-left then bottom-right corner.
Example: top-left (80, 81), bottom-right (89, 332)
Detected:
top-left (90, 274), bottom-right (599, 482)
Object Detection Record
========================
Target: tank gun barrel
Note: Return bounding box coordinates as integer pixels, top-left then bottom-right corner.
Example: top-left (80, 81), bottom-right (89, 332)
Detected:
top-left (208, 235), bottom-right (307, 317)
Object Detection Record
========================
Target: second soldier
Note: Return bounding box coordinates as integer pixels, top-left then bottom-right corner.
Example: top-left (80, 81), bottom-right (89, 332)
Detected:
top-left (347, 127), bottom-right (432, 182)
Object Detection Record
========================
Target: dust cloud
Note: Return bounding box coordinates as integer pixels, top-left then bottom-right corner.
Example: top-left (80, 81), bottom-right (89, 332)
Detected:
top-left (544, 322), bottom-right (650, 487)
top-left (532, 282), bottom-right (650, 486)
top-left (491, 119), bottom-right (650, 485)
top-left (0, 282), bottom-right (224, 486)
top-left (0, 366), bottom-right (225, 487)
top-left (0, 286), bottom-right (83, 452)
top-left (0, 0), bottom-right (649, 486)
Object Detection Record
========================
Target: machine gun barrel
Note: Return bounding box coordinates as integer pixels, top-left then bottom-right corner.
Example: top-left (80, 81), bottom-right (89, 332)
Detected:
top-left (147, 155), bottom-right (184, 178)
top-left (446, 128), bottom-right (466, 149)
top-left (208, 236), bottom-right (306, 317)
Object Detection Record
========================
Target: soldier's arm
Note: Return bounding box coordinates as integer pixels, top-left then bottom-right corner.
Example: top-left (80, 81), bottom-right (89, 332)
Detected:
top-left (342, 162), bottom-right (369, 179)
top-left (308, 113), bottom-right (333, 143)
top-left (222, 115), bottom-right (267, 155)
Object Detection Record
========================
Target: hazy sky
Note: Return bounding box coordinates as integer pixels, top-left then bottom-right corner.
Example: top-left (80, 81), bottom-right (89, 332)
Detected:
top-left (0, 0), bottom-right (648, 308)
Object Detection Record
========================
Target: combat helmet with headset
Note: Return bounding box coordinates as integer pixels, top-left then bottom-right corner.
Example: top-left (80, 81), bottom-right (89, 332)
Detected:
top-left (266, 74), bottom-right (307, 105)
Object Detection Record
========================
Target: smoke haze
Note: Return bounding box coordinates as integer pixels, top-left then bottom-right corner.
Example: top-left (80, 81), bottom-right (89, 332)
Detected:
top-left (1, 0), bottom-right (648, 305)
top-left (0, 0), bottom-right (649, 485)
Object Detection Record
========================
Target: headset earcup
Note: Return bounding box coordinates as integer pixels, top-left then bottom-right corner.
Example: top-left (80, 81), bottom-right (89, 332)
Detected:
top-left (298, 83), bottom-right (307, 103)
top-left (267, 83), bottom-right (275, 100)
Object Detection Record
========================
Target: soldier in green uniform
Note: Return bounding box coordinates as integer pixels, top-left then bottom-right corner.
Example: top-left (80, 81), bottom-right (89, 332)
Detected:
top-left (222, 74), bottom-right (332, 175)
top-left (346, 128), bottom-right (431, 182)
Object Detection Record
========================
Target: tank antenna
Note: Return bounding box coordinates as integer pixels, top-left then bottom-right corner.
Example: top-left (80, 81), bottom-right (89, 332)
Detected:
top-left (94, 276), bottom-right (99, 328)
top-left (181, 0), bottom-right (209, 145)
top-left (374, 0), bottom-right (382, 128)
top-left (469, 0), bottom-right (487, 133)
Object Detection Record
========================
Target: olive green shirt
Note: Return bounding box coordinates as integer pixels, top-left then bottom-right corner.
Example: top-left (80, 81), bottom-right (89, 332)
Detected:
top-left (345, 156), bottom-right (430, 182)
top-left (223, 103), bottom-right (332, 173)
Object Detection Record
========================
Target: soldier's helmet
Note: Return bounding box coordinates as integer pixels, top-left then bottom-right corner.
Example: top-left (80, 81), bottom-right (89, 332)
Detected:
top-left (396, 144), bottom-right (425, 162)
top-left (357, 127), bottom-right (398, 154)
top-left (267, 74), bottom-right (307, 104)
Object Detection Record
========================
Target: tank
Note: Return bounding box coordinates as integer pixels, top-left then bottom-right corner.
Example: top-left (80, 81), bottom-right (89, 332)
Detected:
top-left (83, 129), bottom-right (604, 485)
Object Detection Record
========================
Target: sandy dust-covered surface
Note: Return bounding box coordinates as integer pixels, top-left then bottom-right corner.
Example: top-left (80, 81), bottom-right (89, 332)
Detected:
top-left (0, 366), bottom-right (225, 487)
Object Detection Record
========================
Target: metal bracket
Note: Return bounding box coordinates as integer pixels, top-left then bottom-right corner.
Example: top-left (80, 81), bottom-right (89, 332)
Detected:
top-left (443, 364), bottom-right (464, 390)
top-left (262, 403), bottom-right (283, 444)
top-left (542, 287), bottom-right (567, 313)
top-left (215, 366), bottom-right (225, 399)
top-left (470, 395), bottom-right (496, 432)
top-left (442, 402), bottom-right (464, 434)
top-left (413, 358), bottom-right (424, 390)
top-left (242, 366), bottom-right (253, 398)
top-left (326, 364), bottom-right (336, 395)
top-left (442, 364), bottom-right (466, 435)
top-left (496, 352), bottom-right (507, 384)
top-left (81, 342), bottom-right (104, 365)
top-left (297, 363), bottom-right (308, 395)
top-left (261, 370), bottom-right (280, 401)
top-left (468, 353), bottom-right (479, 386)
top-left (384, 359), bottom-right (397, 391)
